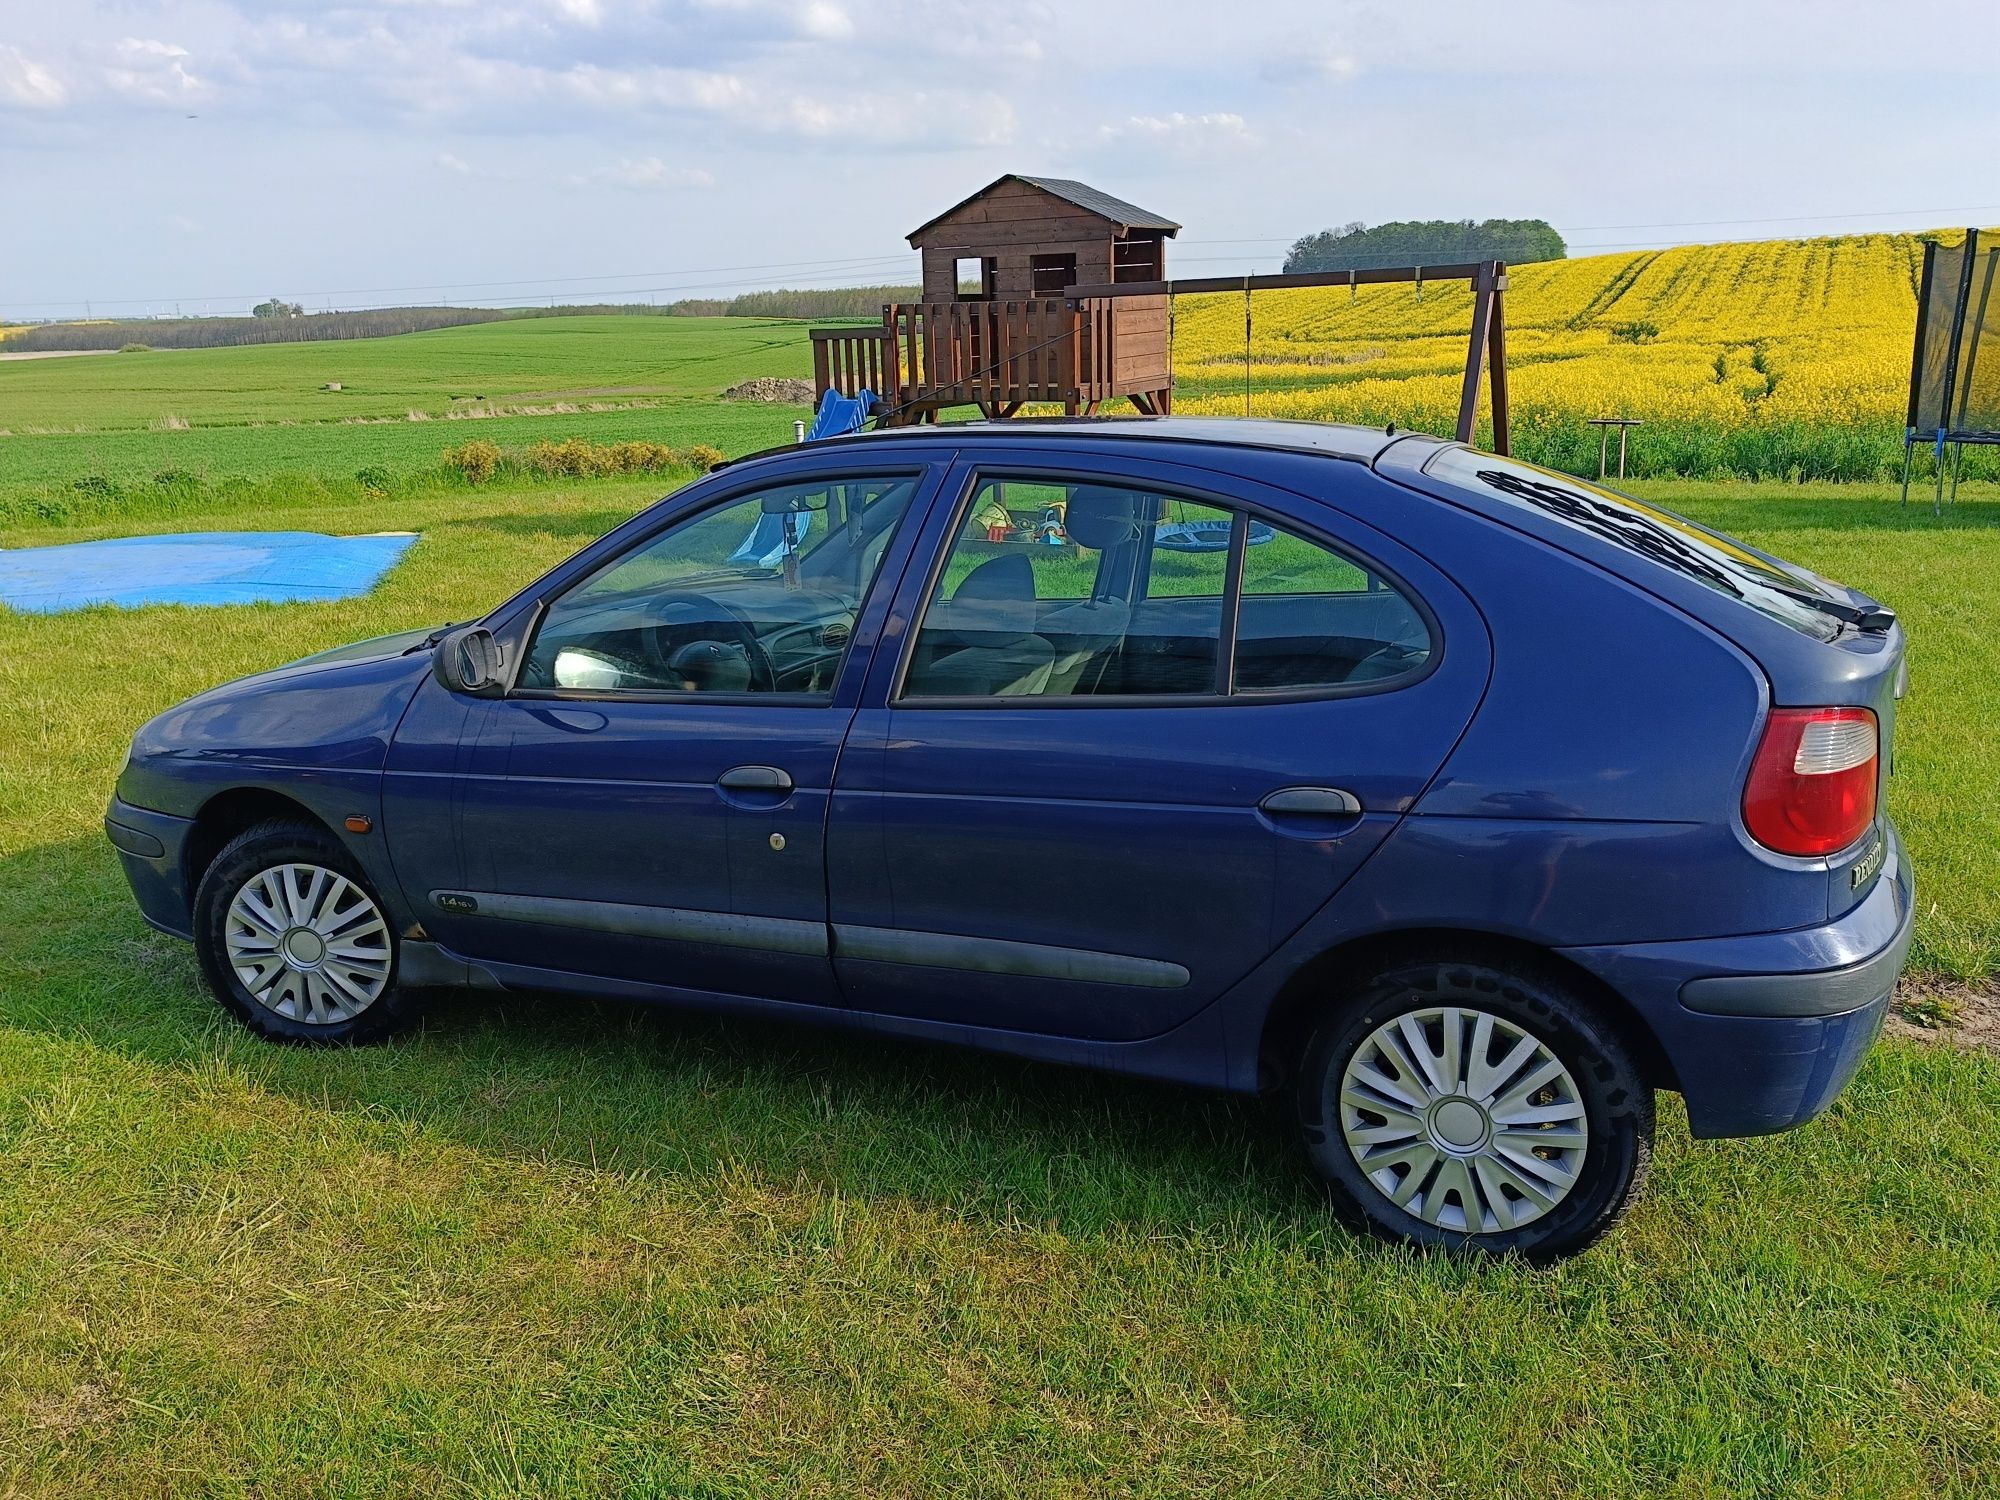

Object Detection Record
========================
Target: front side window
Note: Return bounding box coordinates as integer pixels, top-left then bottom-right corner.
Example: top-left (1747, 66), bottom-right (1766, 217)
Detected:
top-left (520, 473), bottom-right (918, 697)
top-left (899, 475), bottom-right (1431, 701)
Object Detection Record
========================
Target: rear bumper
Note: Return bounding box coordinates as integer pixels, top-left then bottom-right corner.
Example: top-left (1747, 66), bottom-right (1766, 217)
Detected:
top-left (1562, 824), bottom-right (1913, 1139)
top-left (106, 796), bottom-right (196, 940)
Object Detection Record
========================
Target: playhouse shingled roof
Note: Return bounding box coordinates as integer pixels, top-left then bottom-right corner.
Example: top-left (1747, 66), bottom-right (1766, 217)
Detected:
top-left (907, 175), bottom-right (1181, 244)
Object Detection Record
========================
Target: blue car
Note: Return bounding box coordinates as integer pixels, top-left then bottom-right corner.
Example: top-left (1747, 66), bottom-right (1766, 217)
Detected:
top-left (107, 419), bottom-right (1913, 1259)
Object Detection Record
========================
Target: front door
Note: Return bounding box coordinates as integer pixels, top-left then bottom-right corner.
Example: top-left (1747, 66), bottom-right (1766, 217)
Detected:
top-left (827, 452), bottom-right (1490, 1041)
top-left (385, 465), bottom-right (935, 1005)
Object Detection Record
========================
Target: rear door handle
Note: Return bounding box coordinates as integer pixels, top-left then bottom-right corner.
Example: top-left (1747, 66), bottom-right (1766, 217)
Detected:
top-left (1259, 786), bottom-right (1362, 817)
top-left (718, 765), bottom-right (794, 795)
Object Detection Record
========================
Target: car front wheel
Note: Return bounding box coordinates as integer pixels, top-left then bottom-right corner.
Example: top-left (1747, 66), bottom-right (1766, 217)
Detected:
top-left (193, 820), bottom-right (422, 1044)
top-left (1294, 954), bottom-right (1653, 1261)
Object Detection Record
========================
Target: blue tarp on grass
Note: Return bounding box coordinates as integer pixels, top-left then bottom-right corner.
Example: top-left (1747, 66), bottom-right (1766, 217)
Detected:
top-left (0, 531), bottom-right (419, 613)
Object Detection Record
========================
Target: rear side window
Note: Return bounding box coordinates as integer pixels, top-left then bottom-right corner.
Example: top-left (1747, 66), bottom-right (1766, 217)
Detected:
top-left (899, 474), bottom-right (1432, 701)
top-left (1236, 522), bottom-right (1430, 692)
top-left (1423, 448), bottom-right (1844, 641)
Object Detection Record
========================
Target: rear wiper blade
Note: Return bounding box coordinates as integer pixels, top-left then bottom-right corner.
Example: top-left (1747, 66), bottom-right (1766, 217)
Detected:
top-left (1474, 470), bottom-right (1745, 597)
top-left (1761, 586), bottom-right (1896, 632)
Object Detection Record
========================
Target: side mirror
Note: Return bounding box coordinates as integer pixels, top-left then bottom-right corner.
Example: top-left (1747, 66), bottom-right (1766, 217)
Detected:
top-left (431, 625), bottom-right (506, 697)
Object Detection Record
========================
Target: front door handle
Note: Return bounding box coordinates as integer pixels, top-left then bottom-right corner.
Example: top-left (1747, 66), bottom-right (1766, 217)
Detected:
top-left (718, 764), bottom-right (794, 795)
top-left (1259, 786), bottom-right (1362, 818)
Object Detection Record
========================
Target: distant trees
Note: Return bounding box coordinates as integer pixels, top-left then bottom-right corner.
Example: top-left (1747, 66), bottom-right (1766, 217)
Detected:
top-left (1284, 220), bottom-right (1566, 273)
top-left (659, 286), bottom-right (923, 319)
top-left (252, 298), bottom-right (305, 319)
top-left (6, 306), bottom-right (512, 352)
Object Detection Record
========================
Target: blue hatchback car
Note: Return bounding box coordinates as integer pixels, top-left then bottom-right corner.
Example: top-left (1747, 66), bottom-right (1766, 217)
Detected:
top-left (107, 419), bottom-right (1913, 1258)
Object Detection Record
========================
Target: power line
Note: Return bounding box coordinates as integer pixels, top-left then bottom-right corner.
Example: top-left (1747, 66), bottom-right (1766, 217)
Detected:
top-left (19, 200), bottom-right (1997, 320)
top-left (9, 252), bottom-right (919, 315)
top-left (1185, 203), bottom-right (2000, 247)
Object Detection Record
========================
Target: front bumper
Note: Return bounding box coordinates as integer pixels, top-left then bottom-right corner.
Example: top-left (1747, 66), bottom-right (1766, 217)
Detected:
top-left (1562, 824), bottom-right (1914, 1139)
top-left (106, 796), bottom-right (197, 940)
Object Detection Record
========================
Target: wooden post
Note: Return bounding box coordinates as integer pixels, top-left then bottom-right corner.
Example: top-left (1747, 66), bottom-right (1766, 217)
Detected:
top-left (1456, 266), bottom-right (1495, 444)
top-left (1486, 262), bottom-right (1510, 455)
top-left (1067, 298), bottom-right (1083, 414)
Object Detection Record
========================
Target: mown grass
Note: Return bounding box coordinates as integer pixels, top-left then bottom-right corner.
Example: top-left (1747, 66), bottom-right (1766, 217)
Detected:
top-left (0, 475), bottom-right (1997, 1495)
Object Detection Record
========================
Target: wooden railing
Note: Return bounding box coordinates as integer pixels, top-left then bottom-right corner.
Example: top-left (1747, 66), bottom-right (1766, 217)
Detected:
top-left (811, 324), bottom-right (896, 403)
top-left (810, 295), bottom-right (1171, 419)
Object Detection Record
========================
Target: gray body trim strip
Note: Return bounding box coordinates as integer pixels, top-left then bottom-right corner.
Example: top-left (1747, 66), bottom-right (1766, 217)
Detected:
top-left (434, 890), bottom-right (829, 957)
top-left (1679, 890), bottom-right (1916, 1018)
top-left (432, 892), bottom-right (1189, 988)
top-left (834, 923), bottom-right (1190, 989)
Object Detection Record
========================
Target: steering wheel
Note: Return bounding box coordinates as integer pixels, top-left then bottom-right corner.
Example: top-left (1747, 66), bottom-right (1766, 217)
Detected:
top-left (640, 591), bottom-right (777, 692)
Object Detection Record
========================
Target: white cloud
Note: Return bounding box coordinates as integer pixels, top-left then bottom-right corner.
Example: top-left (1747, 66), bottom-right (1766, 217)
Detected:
top-left (103, 38), bottom-right (207, 105)
top-left (1260, 46), bottom-right (1360, 84)
top-left (798, 2), bottom-right (854, 39)
top-left (437, 151), bottom-right (472, 172)
top-left (0, 45), bottom-right (67, 108)
top-left (1099, 111), bottom-right (1254, 148)
top-left (575, 156), bottom-right (715, 190)
top-left (560, 63), bottom-right (751, 114)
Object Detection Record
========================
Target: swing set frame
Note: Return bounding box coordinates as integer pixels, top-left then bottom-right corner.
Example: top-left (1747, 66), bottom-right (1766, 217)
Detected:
top-left (1068, 259), bottom-right (1512, 454)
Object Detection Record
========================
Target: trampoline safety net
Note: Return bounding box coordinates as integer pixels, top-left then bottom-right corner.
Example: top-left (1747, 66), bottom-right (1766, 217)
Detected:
top-left (1909, 229), bottom-right (2000, 440)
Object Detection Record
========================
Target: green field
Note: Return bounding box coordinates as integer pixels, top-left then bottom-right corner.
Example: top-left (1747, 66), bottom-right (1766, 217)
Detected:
top-left (1, 322), bottom-right (1997, 1495)
top-left (0, 317), bottom-right (816, 508)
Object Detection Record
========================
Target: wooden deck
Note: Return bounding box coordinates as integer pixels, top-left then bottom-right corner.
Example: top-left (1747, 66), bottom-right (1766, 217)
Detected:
top-left (810, 296), bottom-right (1171, 424)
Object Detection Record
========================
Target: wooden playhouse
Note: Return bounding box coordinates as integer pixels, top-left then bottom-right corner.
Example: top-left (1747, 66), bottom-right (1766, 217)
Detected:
top-left (810, 175), bottom-right (1178, 424)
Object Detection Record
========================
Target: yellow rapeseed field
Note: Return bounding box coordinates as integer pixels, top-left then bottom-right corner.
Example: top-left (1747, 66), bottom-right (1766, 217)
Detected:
top-left (1169, 231), bottom-right (1966, 478)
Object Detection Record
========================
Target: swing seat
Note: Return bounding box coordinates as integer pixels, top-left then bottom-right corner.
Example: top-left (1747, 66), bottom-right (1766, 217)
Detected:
top-left (1153, 518), bottom-right (1275, 553)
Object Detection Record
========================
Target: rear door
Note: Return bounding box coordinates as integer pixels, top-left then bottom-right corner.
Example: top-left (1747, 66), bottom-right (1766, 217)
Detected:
top-left (826, 449), bottom-right (1491, 1042)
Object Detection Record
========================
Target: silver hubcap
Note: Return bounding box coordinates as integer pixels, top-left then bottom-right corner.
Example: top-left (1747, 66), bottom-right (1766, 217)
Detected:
top-left (1339, 1006), bottom-right (1589, 1234)
top-left (224, 862), bottom-right (392, 1024)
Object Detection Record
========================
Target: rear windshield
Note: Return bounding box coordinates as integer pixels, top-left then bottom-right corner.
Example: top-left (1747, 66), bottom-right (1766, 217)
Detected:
top-left (1422, 448), bottom-right (1843, 641)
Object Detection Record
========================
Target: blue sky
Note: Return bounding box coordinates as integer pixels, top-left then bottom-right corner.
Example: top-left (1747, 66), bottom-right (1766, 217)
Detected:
top-left (4, 0), bottom-right (1998, 319)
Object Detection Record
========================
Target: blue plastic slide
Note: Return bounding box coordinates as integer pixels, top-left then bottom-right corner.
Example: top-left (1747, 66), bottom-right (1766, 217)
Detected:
top-left (725, 510), bottom-right (814, 569)
top-left (806, 388), bottom-right (877, 442)
top-left (0, 531), bottom-right (418, 613)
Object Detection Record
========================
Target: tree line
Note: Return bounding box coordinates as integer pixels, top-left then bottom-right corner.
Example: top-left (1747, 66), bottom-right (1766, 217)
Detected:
top-left (5, 305), bottom-right (513, 352)
top-left (1284, 220), bottom-right (1567, 273)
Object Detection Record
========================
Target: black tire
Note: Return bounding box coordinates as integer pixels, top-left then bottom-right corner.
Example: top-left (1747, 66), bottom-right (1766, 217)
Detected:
top-left (192, 819), bottom-right (423, 1045)
top-left (1293, 952), bottom-right (1652, 1262)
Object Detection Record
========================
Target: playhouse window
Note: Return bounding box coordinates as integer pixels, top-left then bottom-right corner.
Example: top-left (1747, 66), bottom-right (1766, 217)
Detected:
top-left (956, 257), bottom-right (996, 300)
top-left (1030, 254), bottom-right (1078, 297)
top-left (1113, 235), bottom-right (1163, 283)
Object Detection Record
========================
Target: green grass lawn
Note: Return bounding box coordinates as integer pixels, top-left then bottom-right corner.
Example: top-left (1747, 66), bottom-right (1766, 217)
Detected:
top-left (1, 473), bottom-right (1997, 1496)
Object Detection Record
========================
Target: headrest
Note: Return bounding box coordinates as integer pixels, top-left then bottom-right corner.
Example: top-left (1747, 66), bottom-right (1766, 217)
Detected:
top-left (942, 552), bottom-right (1038, 646)
top-left (1064, 486), bottom-right (1155, 551)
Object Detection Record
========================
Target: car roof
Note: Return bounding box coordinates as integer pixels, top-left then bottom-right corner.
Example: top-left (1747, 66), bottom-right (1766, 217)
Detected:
top-left (728, 416), bottom-right (1427, 471)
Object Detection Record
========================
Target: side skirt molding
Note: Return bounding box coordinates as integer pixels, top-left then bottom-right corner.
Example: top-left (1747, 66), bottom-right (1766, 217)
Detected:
top-left (429, 891), bottom-right (1189, 989)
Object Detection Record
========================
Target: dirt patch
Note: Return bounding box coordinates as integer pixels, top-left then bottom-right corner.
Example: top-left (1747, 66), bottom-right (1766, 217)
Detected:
top-left (1888, 977), bottom-right (2000, 1055)
top-left (722, 377), bottom-right (815, 404)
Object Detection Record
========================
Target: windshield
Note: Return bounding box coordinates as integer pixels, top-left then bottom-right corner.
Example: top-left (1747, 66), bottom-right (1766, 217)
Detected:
top-left (1422, 448), bottom-right (1845, 641)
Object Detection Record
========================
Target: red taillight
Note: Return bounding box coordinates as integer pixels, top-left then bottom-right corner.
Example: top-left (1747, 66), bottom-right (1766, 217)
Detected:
top-left (1743, 707), bottom-right (1878, 856)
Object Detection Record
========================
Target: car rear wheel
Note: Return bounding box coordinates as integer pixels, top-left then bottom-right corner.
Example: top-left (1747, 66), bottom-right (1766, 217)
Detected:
top-left (1294, 953), bottom-right (1652, 1262)
top-left (193, 820), bottom-right (423, 1044)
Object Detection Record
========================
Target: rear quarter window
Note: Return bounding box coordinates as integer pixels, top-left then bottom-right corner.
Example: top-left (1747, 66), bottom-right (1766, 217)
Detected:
top-left (1421, 448), bottom-right (1844, 642)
